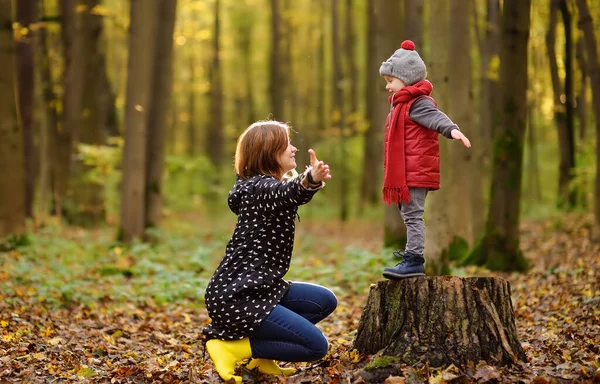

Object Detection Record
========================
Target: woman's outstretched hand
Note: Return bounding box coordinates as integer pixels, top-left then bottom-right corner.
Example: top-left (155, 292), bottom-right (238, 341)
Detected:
top-left (308, 149), bottom-right (332, 183)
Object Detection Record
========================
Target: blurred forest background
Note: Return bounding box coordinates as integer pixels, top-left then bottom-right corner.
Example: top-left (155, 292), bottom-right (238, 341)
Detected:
top-left (1, 0), bottom-right (600, 272)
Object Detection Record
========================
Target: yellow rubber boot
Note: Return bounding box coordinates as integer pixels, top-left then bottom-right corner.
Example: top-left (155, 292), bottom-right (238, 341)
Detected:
top-left (206, 338), bottom-right (253, 383)
top-left (246, 358), bottom-right (296, 376)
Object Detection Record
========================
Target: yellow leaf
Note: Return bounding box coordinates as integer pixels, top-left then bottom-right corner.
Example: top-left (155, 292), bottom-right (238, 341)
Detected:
top-left (49, 337), bottom-right (63, 345)
top-left (0, 320), bottom-right (8, 328)
top-left (33, 352), bottom-right (46, 360)
top-left (2, 333), bottom-right (15, 342)
top-left (183, 314), bottom-right (192, 323)
top-left (349, 349), bottom-right (361, 363)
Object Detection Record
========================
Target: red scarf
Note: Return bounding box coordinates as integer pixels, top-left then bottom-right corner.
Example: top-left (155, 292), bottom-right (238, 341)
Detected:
top-left (382, 80), bottom-right (433, 204)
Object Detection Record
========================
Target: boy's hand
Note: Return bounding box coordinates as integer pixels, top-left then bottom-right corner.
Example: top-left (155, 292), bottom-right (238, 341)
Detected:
top-left (451, 129), bottom-right (471, 148)
top-left (308, 149), bottom-right (332, 183)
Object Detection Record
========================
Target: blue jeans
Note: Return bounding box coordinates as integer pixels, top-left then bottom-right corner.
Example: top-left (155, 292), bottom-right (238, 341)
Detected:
top-left (250, 282), bottom-right (337, 362)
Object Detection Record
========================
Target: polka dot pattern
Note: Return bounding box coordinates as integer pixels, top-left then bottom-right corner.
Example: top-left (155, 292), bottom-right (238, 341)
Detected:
top-left (203, 174), bottom-right (321, 340)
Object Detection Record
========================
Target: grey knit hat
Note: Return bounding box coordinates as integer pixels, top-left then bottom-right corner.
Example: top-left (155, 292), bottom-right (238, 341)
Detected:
top-left (379, 40), bottom-right (427, 86)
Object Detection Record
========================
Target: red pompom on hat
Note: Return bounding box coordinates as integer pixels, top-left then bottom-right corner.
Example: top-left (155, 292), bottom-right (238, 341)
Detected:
top-left (400, 40), bottom-right (415, 50)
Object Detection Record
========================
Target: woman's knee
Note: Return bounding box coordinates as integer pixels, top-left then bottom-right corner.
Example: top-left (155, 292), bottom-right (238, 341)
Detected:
top-left (307, 333), bottom-right (329, 360)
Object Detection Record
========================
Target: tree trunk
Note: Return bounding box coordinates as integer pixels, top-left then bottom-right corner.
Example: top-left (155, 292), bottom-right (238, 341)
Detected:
top-left (65, 0), bottom-right (106, 227)
top-left (331, 0), bottom-right (348, 222)
top-left (447, 0), bottom-right (475, 259)
top-left (187, 56), bottom-right (196, 156)
top-left (423, 0), bottom-right (451, 274)
top-left (373, 0), bottom-right (405, 248)
top-left (360, 0), bottom-right (381, 208)
top-left (474, 0), bottom-right (500, 231)
top-left (270, 0), bottom-right (283, 120)
top-left (547, 0), bottom-right (576, 210)
top-left (345, 0), bottom-right (358, 122)
top-left (119, 0), bottom-right (159, 242)
top-left (575, 38), bottom-right (587, 141)
top-left (145, 0), bottom-right (177, 232)
top-left (464, 0), bottom-right (531, 271)
top-left (402, 0), bottom-right (423, 49)
top-left (36, 3), bottom-right (59, 219)
top-left (206, 0), bottom-right (223, 169)
top-left (0, 0), bottom-right (26, 238)
top-left (57, 0), bottom-right (86, 218)
top-left (574, 0), bottom-right (600, 241)
top-left (16, 0), bottom-right (37, 219)
top-left (353, 277), bottom-right (526, 367)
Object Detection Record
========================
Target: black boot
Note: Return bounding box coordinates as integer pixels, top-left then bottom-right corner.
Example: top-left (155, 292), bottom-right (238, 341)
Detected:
top-left (382, 252), bottom-right (425, 279)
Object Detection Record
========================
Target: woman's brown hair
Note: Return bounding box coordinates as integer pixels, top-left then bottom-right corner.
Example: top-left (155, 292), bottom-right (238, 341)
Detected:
top-left (234, 121), bottom-right (290, 179)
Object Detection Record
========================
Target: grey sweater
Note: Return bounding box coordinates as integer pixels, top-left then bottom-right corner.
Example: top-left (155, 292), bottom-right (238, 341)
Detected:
top-left (409, 97), bottom-right (459, 138)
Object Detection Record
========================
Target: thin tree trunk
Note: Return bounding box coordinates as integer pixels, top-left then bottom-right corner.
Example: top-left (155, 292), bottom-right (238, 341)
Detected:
top-left (473, 0), bottom-right (500, 240)
top-left (527, 102), bottom-right (542, 201)
top-left (36, 3), bottom-right (59, 218)
top-left (575, 38), bottom-right (587, 141)
top-left (145, 0), bottom-right (177, 232)
top-left (374, 0), bottom-right (404, 249)
top-left (423, 0), bottom-right (451, 274)
top-left (187, 56), bottom-right (196, 156)
top-left (0, 0), bottom-right (26, 238)
top-left (57, 0), bottom-right (86, 218)
top-left (547, 0), bottom-right (577, 209)
top-left (360, 0), bottom-right (381, 208)
top-left (331, 0), bottom-right (348, 221)
top-left (66, 0), bottom-right (106, 226)
top-left (345, 0), bottom-right (358, 120)
top-left (119, 0), bottom-right (159, 242)
top-left (206, 0), bottom-right (223, 169)
top-left (403, 0), bottom-right (423, 50)
top-left (574, 0), bottom-right (600, 241)
top-left (16, 0), bottom-right (37, 219)
top-left (465, 0), bottom-right (531, 271)
top-left (270, 0), bottom-right (283, 120)
top-left (447, 0), bottom-right (475, 256)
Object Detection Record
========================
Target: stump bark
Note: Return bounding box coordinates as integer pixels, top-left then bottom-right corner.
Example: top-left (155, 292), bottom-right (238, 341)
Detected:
top-left (353, 276), bottom-right (525, 367)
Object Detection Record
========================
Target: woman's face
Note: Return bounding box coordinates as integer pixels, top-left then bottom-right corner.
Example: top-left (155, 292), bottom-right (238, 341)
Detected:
top-left (277, 137), bottom-right (297, 176)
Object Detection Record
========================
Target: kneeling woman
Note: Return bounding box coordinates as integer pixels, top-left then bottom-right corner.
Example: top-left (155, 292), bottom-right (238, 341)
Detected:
top-left (203, 121), bottom-right (337, 382)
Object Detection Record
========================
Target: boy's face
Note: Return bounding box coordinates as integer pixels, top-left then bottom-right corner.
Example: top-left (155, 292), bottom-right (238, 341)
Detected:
top-left (384, 75), bottom-right (406, 94)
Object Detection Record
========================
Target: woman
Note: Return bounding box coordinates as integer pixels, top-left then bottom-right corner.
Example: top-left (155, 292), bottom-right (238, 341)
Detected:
top-left (203, 121), bottom-right (337, 382)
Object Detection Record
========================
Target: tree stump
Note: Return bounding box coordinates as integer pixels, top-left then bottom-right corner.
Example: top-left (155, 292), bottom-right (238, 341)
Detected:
top-left (353, 276), bottom-right (526, 367)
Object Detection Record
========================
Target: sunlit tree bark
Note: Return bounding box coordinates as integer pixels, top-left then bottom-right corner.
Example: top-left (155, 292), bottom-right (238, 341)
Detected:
top-left (546, 0), bottom-right (577, 210)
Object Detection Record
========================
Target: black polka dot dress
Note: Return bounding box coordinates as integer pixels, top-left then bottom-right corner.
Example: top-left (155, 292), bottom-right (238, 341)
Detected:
top-left (203, 173), bottom-right (322, 340)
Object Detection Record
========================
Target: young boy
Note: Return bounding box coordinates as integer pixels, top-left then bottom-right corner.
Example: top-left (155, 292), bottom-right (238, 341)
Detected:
top-left (379, 40), bottom-right (471, 279)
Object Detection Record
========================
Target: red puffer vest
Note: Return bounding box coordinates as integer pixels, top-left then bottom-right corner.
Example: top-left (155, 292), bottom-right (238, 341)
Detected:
top-left (385, 95), bottom-right (440, 191)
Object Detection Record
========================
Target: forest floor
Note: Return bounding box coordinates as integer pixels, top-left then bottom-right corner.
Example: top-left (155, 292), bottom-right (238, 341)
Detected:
top-left (0, 211), bottom-right (599, 383)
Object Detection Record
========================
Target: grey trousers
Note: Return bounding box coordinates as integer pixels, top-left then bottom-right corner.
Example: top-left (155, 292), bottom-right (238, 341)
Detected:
top-left (398, 187), bottom-right (428, 255)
